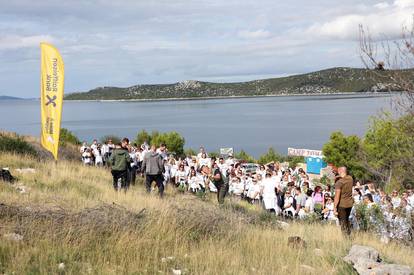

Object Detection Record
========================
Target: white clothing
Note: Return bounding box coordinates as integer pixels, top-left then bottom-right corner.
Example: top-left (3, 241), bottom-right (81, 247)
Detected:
top-left (247, 183), bottom-right (260, 200)
top-left (262, 178), bottom-right (277, 210)
top-left (82, 152), bottom-right (92, 165)
top-left (391, 197), bottom-right (401, 209)
top-left (283, 196), bottom-right (295, 215)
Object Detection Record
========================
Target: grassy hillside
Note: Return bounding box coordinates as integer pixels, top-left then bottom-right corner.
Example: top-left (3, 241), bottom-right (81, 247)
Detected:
top-left (65, 67), bottom-right (413, 100)
top-left (1, 151), bottom-right (414, 274)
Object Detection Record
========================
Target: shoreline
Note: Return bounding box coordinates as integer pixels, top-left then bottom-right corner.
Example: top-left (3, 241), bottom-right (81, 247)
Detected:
top-left (64, 91), bottom-right (392, 103)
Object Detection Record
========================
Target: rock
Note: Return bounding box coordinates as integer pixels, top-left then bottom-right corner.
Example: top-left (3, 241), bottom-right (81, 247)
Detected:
top-left (15, 168), bottom-right (36, 174)
top-left (287, 236), bottom-right (307, 249)
top-left (344, 245), bottom-right (380, 263)
top-left (58, 263), bottom-right (65, 270)
top-left (15, 185), bottom-right (27, 194)
top-left (3, 232), bottom-right (23, 242)
top-left (344, 245), bottom-right (412, 275)
top-left (277, 220), bottom-right (290, 229)
top-left (171, 269), bottom-right (182, 275)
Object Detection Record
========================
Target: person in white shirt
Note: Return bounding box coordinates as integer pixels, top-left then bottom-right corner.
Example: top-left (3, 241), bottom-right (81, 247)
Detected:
top-left (283, 189), bottom-right (296, 217)
top-left (156, 143), bottom-right (168, 160)
top-left (303, 189), bottom-right (315, 216)
top-left (225, 154), bottom-right (235, 166)
top-left (90, 139), bottom-right (98, 151)
top-left (189, 158), bottom-right (199, 171)
top-left (230, 177), bottom-right (244, 198)
top-left (188, 169), bottom-right (200, 192)
top-left (247, 178), bottom-right (261, 203)
top-left (175, 164), bottom-right (187, 189)
top-left (407, 189), bottom-right (414, 208)
top-left (94, 147), bottom-right (104, 167)
top-left (101, 142), bottom-right (110, 165)
top-left (198, 153), bottom-right (210, 167)
top-left (82, 149), bottom-right (92, 166)
top-left (391, 190), bottom-right (401, 209)
top-left (217, 157), bottom-right (228, 174)
top-left (197, 147), bottom-right (208, 160)
top-left (80, 142), bottom-right (88, 154)
top-left (322, 196), bottom-right (338, 224)
top-left (261, 173), bottom-right (278, 213)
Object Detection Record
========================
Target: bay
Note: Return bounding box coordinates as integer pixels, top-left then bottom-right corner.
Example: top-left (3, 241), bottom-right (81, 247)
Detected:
top-left (0, 94), bottom-right (393, 157)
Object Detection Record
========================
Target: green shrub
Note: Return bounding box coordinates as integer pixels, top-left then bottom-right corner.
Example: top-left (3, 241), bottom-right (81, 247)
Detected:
top-left (258, 147), bottom-right (283, 164)
top-left (0, 134), bottom-right (37, 156)
top-left (234, 150), bottom-right (256, 163)
top-left (100, 135), bottom-right (121, 145)
top-left (134, 130), bottom-right (185, 156)
top-left (354, 203), bottom-right (385, 232)
top-left (59, 128), bottom-right (80, 146)
top-left (184, 148), bottom-right (197, 157)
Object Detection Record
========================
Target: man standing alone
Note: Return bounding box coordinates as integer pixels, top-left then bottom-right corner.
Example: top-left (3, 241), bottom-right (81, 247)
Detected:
top-left (142, 145), bottom-right (165, 197)
top-left (334, 166), bottom-right (354, 235)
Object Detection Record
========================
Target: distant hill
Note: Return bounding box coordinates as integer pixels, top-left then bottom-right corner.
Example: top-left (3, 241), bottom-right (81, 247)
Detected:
top-left (65, 67), bottom-right (413, 100)
top-left (0, 95), bottom-right (24, 100)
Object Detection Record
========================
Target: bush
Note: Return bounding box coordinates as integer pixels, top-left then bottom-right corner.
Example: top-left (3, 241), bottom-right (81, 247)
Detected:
top-left (354, 203), bottom-right (385, 232)
top-left (234, 150), bottom-right (256, 163)
top-left (258, 147), bottom-right (283, 164)
top-left (59, 128), bottom-right (80, 146)
top-left (322, 131), bottom-right (367, 179)
top-left (134, 130), bottom-right (185, 156)
top-left (208, 151), bottom-right (220, 158)
top-left (0, 133), bottom-right (37, 156)
top-left (100, 135), bottom-right (121, 145)
top-left (184, 148), bottom-right (197, 157)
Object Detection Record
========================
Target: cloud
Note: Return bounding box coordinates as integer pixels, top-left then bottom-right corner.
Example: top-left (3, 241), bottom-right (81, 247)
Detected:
top-left (308, 0), bottom-right (414, 41)
top-left (237, 29), bottom-right (271, 39)
top-left (0, 34), bottom-right (55, 50)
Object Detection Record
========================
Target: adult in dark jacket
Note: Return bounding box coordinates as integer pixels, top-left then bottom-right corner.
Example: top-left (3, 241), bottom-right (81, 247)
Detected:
top-left (142, 145), bottom-right (165, 197)
top-left (109, 144), bottom-right (131, 191)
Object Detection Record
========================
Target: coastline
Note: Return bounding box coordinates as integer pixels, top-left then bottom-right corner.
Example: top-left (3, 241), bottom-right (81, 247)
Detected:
top-left (64, 91), bottom-right (392, 103)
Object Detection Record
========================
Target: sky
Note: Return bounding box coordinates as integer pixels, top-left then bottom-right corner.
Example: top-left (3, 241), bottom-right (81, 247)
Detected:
top-left (0, 0), bottom-right (413, 98)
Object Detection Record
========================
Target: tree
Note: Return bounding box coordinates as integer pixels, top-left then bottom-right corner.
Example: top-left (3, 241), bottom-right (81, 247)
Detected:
top-left (359, 22), bottom-right (414, 115)
top-left (322, 132), bottom-right (367, 180)
top-left (100, 135), bottom-right (121, 145)
top-left (184, 148), bottom-right (197, 157)
top-left (234, 150), bottom-right (256, 163)
top-left (257, 147), bottom-right (283, 164)
top-left (359, 20), bottom-right (414, 189)
top-left (134, 130), bottom-right (185, 156)
top-left (360, 114), bottom-right (414, 190)
top-left (59, 128), bottom-right (80, 146)
top-left (135, 130), bottom-right (152, 147)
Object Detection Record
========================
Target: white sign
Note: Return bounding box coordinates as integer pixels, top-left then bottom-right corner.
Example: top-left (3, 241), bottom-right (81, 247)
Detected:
top-left (220, 147), bottom-right (234, 156)
top-left (287, 147), bottom-right (323, 157)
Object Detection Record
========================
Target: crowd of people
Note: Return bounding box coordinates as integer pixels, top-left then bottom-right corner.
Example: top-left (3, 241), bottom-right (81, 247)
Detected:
top-left (79, 139), bottom-right (414, 240)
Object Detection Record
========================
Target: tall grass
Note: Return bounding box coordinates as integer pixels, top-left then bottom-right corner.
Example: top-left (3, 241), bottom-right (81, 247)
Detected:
top-left (0, 152), bottom-right (413, 274)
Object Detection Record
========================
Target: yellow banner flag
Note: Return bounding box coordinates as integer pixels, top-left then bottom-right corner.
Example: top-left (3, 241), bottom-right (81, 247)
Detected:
top-left (40, 42), bottom-right (64, 160)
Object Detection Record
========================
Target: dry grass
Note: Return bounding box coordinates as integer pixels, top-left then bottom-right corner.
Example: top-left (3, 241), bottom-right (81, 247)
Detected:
top-left (1, 152), bottom-right (413, 274)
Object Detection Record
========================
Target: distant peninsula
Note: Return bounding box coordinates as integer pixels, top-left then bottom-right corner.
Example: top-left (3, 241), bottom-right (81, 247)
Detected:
top-left (65, 67), bottom-right (411, 101)
top-left (0, 95), bottom-right (24, 100)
